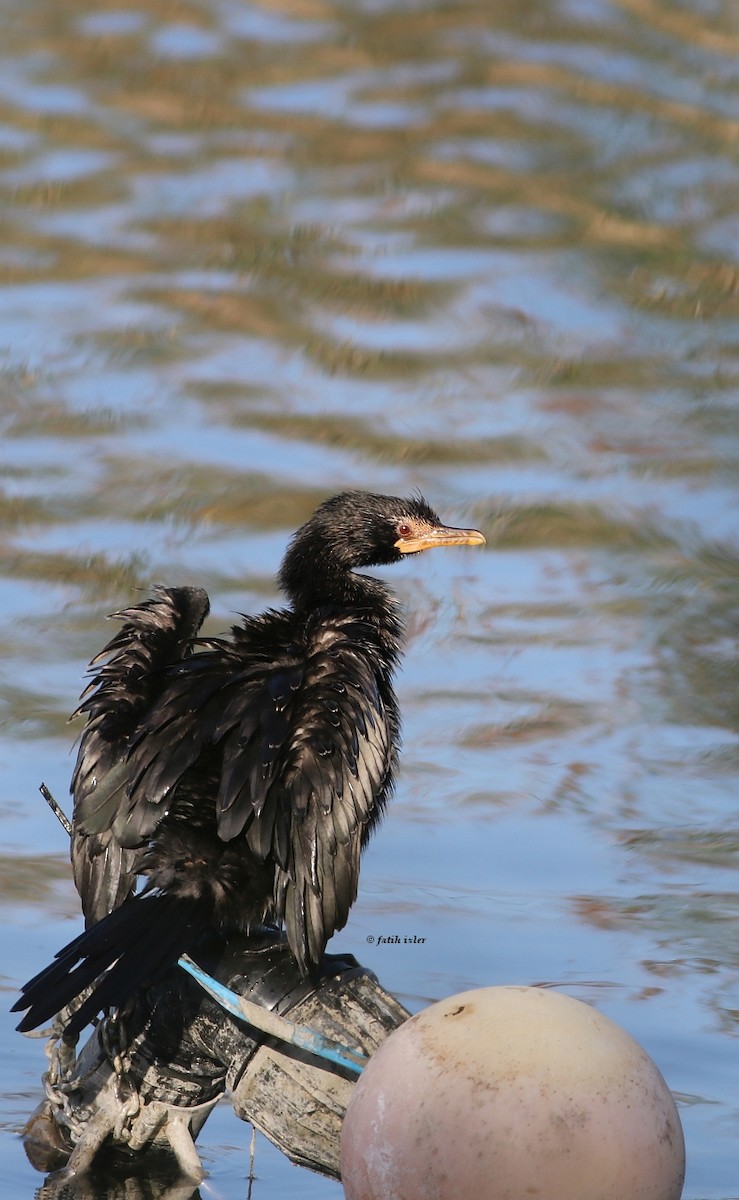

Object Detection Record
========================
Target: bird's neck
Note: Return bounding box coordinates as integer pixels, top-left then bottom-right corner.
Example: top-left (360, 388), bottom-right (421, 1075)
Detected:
top-left (285, 563), bottom-right (393, 614)
top-left (289, 570), bottom-right (404, 668)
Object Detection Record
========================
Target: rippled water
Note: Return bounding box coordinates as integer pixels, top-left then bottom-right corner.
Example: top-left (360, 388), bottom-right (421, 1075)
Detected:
top-left (1, 0), bottom-right (738, 1196)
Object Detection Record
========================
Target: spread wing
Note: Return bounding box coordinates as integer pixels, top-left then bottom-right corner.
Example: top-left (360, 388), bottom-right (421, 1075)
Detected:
top-left (258, 623), bottom-right (399, 970)
top-left (96, 610), bottom-right (399, 970)
top-left (70, 586), bottom-right (210, 925)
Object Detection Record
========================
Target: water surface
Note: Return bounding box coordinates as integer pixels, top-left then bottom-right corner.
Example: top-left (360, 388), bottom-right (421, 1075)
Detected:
top-left (1, 0), bottom-right (738, 1196)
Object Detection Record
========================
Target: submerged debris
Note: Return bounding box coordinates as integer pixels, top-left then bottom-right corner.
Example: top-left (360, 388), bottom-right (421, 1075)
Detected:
top-left (22, 928), bottom-right (408, 1183)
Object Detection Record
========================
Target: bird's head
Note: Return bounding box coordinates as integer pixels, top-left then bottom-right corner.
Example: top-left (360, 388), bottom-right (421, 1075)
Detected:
top-left (279, 490), bottom-right (485, 605)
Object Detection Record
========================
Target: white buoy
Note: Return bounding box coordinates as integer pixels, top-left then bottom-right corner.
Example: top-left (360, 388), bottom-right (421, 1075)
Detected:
top-left (341, 986), bottom-right (685, 1200)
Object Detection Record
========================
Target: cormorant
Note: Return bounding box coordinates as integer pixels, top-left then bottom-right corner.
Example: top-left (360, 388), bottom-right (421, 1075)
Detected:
top-left (14, 491), bottom-right (484, 1036)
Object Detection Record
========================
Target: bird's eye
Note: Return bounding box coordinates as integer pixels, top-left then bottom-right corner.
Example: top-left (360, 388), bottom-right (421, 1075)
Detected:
top-left (397, 523), bottom-right (412, 538)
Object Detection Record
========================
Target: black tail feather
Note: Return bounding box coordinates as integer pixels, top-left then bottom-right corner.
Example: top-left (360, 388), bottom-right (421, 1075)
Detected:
top-left (13, 893), bottom-right (208, 1036)
top-left (15, 897), bottom-right (152, 996)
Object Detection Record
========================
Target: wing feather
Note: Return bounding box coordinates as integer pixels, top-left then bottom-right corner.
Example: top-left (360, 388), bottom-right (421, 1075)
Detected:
top-left (70, 587), bottom-right (210, 925)
top-left (68, 594), bottom-right (399, 969)
top-left (260, 613), bottom-right (399, 970)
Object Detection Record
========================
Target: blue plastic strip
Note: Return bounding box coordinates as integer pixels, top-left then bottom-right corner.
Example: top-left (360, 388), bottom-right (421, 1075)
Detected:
top-left (178, 955), bottom-right (367, 1075)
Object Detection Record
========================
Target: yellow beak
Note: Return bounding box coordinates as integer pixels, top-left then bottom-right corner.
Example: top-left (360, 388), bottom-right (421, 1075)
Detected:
top-left (395, 525), bottom-right (486, 554)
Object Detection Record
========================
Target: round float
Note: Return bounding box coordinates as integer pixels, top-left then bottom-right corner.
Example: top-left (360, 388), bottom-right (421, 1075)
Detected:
top-left (341, 985), bottom-right (685, 1200)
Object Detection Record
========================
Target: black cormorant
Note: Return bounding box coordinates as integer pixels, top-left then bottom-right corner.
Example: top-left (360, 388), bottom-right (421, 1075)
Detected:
top-left (14, 491), bottom-right (484, 1035)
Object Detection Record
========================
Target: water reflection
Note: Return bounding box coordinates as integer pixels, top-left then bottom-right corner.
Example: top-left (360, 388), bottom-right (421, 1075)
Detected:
top-left (1, 0), bottom-right (738, 1195)
top-left (34, 1166), bottom-right (201, 1200)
